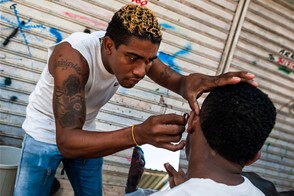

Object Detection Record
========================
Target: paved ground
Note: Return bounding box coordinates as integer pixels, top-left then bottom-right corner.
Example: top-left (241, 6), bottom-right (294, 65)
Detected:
top-left (52, 178), bottom-right (74, 196)
top-left (51, 163), bottom-right (126, 196)
top-left (52, 164), bottom-right (74, 196)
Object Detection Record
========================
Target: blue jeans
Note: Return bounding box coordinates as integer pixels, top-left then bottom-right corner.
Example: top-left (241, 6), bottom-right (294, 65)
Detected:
top-left (14, 134), bottom-right (103, 196)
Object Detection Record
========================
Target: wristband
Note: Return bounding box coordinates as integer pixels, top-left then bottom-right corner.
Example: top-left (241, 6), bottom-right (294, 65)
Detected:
top-left (131, 124), bottom-right (140, 146)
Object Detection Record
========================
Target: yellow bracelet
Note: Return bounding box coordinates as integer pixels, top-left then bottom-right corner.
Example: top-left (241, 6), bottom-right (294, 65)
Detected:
top-left (131, 124), bottom-right (139, 146)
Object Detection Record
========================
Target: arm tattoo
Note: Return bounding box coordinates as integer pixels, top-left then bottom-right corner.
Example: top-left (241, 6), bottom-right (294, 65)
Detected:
top-left (159, 66), bottom-right (174, 82)
top-left (54, 75), bottom-right (86, 128)
top-left (54, 59), bottom-right (82, 75)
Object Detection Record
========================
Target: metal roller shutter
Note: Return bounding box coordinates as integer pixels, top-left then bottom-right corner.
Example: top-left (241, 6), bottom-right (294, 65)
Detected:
top-left (209, 0), bottom-right (293, 192)
top-left (178, 0), bottom-right (293, 193)
top-left (1, 0), bottom-right (293, 194)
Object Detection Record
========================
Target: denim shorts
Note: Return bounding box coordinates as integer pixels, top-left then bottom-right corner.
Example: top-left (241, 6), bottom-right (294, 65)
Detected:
top-left (14, 134), bottom-right (103, 196)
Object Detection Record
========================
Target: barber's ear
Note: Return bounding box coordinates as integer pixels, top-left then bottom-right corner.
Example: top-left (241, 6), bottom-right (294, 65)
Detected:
top-left (103, 36), bottom-right (113, 55)
top-left (244, 150), bottom-right (261, 166)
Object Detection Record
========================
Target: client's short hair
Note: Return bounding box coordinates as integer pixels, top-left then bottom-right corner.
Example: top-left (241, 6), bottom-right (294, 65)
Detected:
top-left (200, 82), bottom-right (276, 165)
top-left (105, 4), bottom-right (162, 48)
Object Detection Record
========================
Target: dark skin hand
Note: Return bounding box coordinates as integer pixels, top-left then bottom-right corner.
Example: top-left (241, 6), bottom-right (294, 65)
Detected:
top-left (49, 42), bottom-right (186, 158)
top-left (134, 115), bottom-right (186, 150)
top-left (164, 162), bottom-right (187, 188)
top-left (148, 59), bottom-right (258, 114)
top-left (49, 37), bottom-right (257, 159)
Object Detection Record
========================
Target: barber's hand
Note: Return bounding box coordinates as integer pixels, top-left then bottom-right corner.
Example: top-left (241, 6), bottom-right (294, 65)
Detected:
top-left (181, 72), bottom-right (258, 114)
top-left (164, 162), bottom-right (187, 188)
top-left (135, 114), bottom-right (187, 151)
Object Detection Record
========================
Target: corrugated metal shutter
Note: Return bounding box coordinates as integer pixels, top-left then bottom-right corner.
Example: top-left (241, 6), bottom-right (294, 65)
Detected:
top-left (180, 0), bottom-right (294, 192)
top-left (1, 0), bottom-right (293, 194)
top-left (226, 0), bottom-right (294, 191)
top-left (0, 0), bottom-right (237, 194)
top-left (179, 0), bottom-right (293, 193)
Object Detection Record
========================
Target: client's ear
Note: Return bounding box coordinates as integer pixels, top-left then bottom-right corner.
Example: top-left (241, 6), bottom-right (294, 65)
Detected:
top-left (244, 150), bottom-right (261, 166)
top-left (187, 111), bottom-right (199, 134)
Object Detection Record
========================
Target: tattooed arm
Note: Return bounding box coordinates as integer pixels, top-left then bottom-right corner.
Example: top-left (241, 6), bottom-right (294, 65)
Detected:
top-left (49, 43), bottom-right (186, 158)
top-left (147, 58), bottom-right (184, 96)
top-left (49, 42), bottom-right (137, 158)
top-left (147, 59), bottom-right (256, 113)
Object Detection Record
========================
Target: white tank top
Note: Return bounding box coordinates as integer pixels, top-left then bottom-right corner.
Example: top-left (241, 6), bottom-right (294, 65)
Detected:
top-left (22, 31), bottom-right (119, 144)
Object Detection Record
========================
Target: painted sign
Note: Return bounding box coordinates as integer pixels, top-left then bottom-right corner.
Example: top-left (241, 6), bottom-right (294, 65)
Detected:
top-left (269, 49), bottom-right (294, 74)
